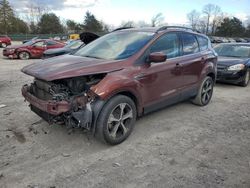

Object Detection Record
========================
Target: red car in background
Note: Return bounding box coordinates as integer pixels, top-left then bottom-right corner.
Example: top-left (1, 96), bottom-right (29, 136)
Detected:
top-left (3, 39), bottom-right (65, 59)
top-left (0, 35), bottom-right (11, 48)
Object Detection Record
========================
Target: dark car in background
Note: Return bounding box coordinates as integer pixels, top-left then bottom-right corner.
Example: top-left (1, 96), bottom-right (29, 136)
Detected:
top-left (234, 38), bottom-right (248, 43)
top-left (21, 26), bottom-right (217, 145)
top-left (0, 35), bottom-right (11, 48)
top-left (43, 40), bottom-right (84, 58)
top-left (214, 43), bottom-right (250, 86)
top-left (22, 36), bottom-right (39, 44)
top-left (43, 32), bottom-right (99, 58)
top-left (3, 39), bottom-right (65, 60)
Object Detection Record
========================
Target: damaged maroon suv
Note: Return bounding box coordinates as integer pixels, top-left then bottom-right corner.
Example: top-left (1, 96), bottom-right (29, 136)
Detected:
top-left (22, 26), bottom-right (217, 145)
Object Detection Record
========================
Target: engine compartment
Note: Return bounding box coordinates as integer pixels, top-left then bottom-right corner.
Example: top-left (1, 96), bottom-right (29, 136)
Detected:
top-left (27, 74), bottom-right (106, 129)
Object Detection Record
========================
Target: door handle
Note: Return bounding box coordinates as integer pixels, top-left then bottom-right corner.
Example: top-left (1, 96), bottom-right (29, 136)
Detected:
top-left (175, 63), bottom-right (182, 68)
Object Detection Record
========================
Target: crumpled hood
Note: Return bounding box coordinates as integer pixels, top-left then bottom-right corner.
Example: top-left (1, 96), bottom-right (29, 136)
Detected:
top-left (22, 55), bottom-right (124, 81)
top-left (218, 56), bottom-right (250, 67)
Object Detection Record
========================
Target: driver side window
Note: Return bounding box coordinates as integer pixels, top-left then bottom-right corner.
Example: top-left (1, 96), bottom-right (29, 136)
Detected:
top-left (150, 33), bottom-right (180, 59)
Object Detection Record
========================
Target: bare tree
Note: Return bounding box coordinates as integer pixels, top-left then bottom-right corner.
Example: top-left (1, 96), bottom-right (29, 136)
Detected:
top-left (187, 10), bottom-right (200, 30)
top-left (151, 13), bottom-right (164, 27)
top-left (203, 4), bottom-right (215, 34)
top-left (120, 21), bottom-right (135, 28)
top-left (25, 2), bottom-right (49, 24)
top-left (136, 20), bottom-right (150, 28)
top-left (202, 4), bottom-right (223, 35)
top-left (197, 18), bottom-right (207, 34)
top-left (211, 5), bottom-right (222, 35)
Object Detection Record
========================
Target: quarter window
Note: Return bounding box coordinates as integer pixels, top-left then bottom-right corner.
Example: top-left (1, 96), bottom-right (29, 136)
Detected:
top-left (150, 33), bottom-right (180, 59)
top-left (197, 36), bottom-right (208, 51)
top-left (181, 33), bottom-right (199, 55)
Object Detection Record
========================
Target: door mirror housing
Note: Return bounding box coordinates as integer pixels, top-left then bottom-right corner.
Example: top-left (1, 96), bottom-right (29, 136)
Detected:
top-left (148, 52), bottom-right (167, 63)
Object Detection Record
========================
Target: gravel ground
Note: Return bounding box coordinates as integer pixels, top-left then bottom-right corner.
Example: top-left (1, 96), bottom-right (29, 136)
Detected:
top-left (0, 42), bottom-right (250, 188)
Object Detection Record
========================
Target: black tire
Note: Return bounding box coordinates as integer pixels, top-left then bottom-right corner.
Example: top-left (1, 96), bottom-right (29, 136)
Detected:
top-left (1, 43), bottom-right (7, 48)
top-left (18, 51), bottom-right (30, 60)
top-left (239, 70), bottom-right (250, 87)
top-left (192, 76), bottom-right (214, 106)
top-left (96, 95), bottom-right (137, 145)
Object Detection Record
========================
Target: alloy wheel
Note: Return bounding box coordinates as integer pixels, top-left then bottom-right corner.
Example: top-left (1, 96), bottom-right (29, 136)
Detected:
top-left (19, 52), bottom-right (30, 60)
top-left (201, 79), bottom-right (213, 104)
top-left (1, 43), bottom-right (7, 48)
top-left (107, 103), bottom-right (133, 140)
top-left (244, 71), bottom-right (250, 86)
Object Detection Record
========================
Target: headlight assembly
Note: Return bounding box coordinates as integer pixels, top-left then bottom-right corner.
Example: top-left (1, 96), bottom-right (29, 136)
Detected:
top-left (228, 64), bottom-right (245, 71)
top-left (8, 49), bottom-right (15, 53)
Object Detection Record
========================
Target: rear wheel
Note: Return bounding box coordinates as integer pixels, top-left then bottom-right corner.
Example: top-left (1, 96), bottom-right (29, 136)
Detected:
top-left (192, 76), bottom-right (214, 106)
top-left (18, 51), bottom-right (30, 60)
top-left (239, 70), bottom-right (250, 87)
top-left (96, 95), bottom-right (137, 145)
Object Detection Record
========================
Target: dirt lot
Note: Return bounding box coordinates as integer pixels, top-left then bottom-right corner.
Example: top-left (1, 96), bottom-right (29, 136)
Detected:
top-left (0, 43), bottom-right (250, 188)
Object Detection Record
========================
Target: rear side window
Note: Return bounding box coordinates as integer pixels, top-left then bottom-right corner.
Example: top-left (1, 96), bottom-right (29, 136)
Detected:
top-left (46, 41), bottom-right (58, 46)
top-left (197, 36), bottom-right (208, 51)
top-left (150, 33), bottom-right (180, 59)
top-left (181, 33), bottom-right (199, 55)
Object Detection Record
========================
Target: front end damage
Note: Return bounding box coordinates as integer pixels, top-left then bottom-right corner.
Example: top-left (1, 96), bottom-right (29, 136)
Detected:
top-left (22, 74), bottom-right (106, 130)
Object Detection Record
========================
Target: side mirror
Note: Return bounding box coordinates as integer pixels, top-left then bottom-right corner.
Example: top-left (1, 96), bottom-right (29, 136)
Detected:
top-left (148, 52), bottom-right (167, 63)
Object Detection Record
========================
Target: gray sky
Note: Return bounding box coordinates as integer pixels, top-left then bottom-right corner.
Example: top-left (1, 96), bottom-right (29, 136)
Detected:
top-left (9, 0), bottom-right (250, 26)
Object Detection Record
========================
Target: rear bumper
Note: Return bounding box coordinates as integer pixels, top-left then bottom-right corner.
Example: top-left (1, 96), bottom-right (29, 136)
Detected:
top-left (21, 85), bottom-right (71, 115)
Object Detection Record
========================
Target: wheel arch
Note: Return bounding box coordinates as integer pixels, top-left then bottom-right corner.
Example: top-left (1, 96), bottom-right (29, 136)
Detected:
top-left (91, 89), bottom-right (142, 136)
top-left (207, 72), bottom-right (216, 82)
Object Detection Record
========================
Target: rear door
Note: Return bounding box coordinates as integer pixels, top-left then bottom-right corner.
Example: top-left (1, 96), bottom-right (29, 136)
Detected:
top-left (178, 33), bottom-right (203, 96)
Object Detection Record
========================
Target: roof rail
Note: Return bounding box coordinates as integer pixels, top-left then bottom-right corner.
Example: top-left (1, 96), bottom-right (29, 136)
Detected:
top-left (156, 26), bottom-right (201, 33)
top-left (111, 27), bottom-right (134, 32)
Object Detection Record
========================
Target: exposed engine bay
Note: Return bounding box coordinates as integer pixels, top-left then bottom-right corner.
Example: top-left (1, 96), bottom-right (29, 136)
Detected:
top-left (26, 74), bottom-right (106, 129)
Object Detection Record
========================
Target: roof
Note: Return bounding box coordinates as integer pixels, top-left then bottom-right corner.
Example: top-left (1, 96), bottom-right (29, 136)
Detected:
top-left (217, 43), bottom-right (250, 46)
top-left (114, 26), bottom-right (205, 36)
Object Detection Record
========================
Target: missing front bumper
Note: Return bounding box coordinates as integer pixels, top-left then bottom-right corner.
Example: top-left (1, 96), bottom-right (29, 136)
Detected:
top-left (22, 85), bottom-right (93, 130)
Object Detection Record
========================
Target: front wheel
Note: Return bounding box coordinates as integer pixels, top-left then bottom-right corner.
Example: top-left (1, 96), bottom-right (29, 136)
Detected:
top-left (239, 70), bottom-right (250, 87)
top-left (18, 51), bottom-right (30, 60)
top-left (96, 95), bottom-right (137, 145)
top-left (1, 43), bottom-right (7, 48)
top-left (192, 76), bottom-right (214, 106)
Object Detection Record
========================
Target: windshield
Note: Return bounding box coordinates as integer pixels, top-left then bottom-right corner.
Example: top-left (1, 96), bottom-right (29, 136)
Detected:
top-left (74, 31), bottom-right (154, 60)
top-left (65, 40), bottom-right (84, 49)
top-left (23, 40), bottom-right (36, 46)
top-left (214, 44), bottom-right (250, 58)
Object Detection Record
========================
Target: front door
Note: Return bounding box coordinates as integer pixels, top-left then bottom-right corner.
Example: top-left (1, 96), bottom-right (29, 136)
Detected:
top-left (30, 41), bottom-right (46, 58)
top-left (136, 32), bottom-right (183, 113)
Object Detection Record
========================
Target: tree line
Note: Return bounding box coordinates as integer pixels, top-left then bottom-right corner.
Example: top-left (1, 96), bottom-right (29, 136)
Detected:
top-left (0, 0), bottom-right (250, 37)
top-left (187, 4), bottom-right (250, 37)
top-left (0, 0), bottom-right (109, 34)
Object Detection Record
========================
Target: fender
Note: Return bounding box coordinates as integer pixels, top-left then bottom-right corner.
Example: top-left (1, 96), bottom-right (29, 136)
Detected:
top-left (200, 60), bottom-right (217, 82)
top-left (16, 48), bottom-right (31, 56)
top-left (91, 72), bottom-right (144, 115)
